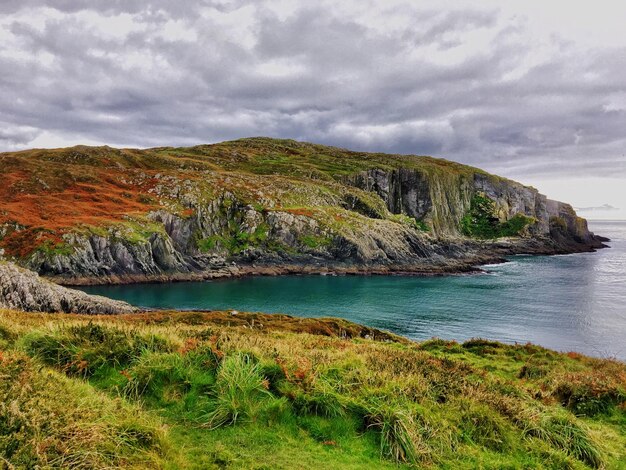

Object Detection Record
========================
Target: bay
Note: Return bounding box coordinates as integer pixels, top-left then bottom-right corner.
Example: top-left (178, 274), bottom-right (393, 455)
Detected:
top-left (79, 220), bottom-right (626, 360)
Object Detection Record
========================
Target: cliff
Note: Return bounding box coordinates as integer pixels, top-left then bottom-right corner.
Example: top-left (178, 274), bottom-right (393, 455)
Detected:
top-left (0, 137), bottom-right (606, 284)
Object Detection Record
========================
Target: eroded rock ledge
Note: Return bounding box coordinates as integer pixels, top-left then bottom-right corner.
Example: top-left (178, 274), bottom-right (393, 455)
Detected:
top-left (0, 262), bottom-right (136, 314)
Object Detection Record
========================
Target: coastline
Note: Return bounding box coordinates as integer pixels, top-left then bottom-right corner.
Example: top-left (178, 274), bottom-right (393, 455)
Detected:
top-left (50, 236), bottom-right (607, 286)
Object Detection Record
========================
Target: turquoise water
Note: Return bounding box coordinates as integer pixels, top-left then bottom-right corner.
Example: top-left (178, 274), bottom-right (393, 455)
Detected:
top-left (80, 221), bottom-right (626, 360)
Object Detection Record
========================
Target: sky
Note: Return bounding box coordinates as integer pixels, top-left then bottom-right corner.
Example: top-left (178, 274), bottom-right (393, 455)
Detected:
top-left (1, 1), bottom-right (625, 218)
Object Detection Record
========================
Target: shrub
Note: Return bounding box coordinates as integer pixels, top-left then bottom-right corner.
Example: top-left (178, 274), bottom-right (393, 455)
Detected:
top-left (461, 193), bottom-right (534, 239)
top-left (460, 194), bottom-right (500, 238)
top-left (197, 235), bottom-right (221, 252)
top-left (499, 213), bottom-right (535, 237)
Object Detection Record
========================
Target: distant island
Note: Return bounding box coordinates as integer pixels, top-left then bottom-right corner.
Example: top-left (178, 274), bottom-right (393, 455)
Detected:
top-left (0, 137), bottom-right (607, 286)
top-left (576, 203), bottom-right (620, 212)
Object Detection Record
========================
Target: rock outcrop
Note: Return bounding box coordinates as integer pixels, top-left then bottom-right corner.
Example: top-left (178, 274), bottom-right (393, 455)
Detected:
top-left (342, 169), bottom-right (593, 242)
top-left (0, 262), bottom-right (137, 313)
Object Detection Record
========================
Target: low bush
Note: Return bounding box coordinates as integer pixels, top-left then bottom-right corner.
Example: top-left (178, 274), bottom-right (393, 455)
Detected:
top-left (461, 193), bottom-right (535, 239)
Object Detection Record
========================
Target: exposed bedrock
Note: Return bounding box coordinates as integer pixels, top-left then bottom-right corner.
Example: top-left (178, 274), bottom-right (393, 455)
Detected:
top-left (0, 262), bottom-right (136, 313)
top-left (343, 168), bottom-right (603, 243)
top-left (12, 171), bottom-right (603, 286)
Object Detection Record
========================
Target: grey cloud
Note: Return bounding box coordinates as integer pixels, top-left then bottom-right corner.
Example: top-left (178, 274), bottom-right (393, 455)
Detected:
top-left (0, 1), bottom-right (625, 180)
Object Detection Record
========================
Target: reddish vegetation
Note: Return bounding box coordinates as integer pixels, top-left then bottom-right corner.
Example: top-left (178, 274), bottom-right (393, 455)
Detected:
top-left (181, 208), bottom-right (195, 218)
top-left (179, 337), bottom-right (200, 355)
top-left (282, 207), bottom-right (315, 217)
top-left (0, 165), bottom-right (158, 257)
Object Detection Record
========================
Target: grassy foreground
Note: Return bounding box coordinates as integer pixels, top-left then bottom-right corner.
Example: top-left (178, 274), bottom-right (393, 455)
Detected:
top-left (0, 309), bottom-right (624, 469)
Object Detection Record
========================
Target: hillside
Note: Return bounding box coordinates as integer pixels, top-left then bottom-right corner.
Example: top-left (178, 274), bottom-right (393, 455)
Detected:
top-left (0, 137), bottom-right (606, 284)
top-left (0, 309), bottom-right (624, 469)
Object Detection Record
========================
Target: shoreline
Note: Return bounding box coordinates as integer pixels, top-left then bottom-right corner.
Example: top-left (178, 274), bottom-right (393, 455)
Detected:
top-left (49, 238), bottom-right (607, 286)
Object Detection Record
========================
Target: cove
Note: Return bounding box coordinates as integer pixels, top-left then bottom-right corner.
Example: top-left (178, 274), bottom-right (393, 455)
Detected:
top-left (79, 221), bottom-right (626, 360)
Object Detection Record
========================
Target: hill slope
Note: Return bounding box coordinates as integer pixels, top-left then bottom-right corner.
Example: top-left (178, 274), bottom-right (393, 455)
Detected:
top-left (0, 137), bottom-right (605, 284)
top-left (0, 309), bottom-right (624, 469)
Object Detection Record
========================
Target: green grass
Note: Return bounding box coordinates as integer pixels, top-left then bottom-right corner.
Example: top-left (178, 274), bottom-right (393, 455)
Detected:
top-left (389, 213), bottom-right (430, 232)
top-left (35, 238), bottom-right (75, 256)
top-left (298, 234), bottom-right (333, 249)
top-left (1, 309), bottom-right (624, 469)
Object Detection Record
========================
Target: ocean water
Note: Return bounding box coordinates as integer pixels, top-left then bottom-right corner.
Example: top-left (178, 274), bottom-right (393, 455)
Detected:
top-left (79, 220), bottom-right (626, 360)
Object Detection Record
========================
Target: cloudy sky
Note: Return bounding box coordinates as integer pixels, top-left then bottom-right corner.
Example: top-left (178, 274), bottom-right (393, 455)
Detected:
top-left (1, 1), bottom-right (625, 218)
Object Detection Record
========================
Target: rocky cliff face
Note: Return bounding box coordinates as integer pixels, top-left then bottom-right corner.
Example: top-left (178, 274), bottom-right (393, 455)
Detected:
top-left (342, 169), bottom-right (587, 240)
top-left (0, 262), bottom-right (136, 313)
top-left (0, 138), bottom-right (606, 285)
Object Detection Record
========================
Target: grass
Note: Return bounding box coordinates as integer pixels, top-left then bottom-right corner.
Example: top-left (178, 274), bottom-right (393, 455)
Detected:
top-left (0, 309), bottom-right (624, 468)
top-left (197, 223), bottom-right (271, 255)
top-left (202, 354), bottom-right (272, 429)
top-left (0, 349), bottom-right (168, 468)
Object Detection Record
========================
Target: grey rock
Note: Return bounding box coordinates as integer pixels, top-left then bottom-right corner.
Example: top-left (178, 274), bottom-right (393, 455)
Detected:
top-left (0, 262), bottom-right (136, 314)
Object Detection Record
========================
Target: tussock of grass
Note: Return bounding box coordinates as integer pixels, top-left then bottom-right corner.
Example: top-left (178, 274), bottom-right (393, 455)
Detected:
top-left (19, 322), bottom-right (171, 377)
top-left (202, 353), bottom-right (271, 429)
top-left (361, 401), bottom-right (427, 464)
top-left (0, 309), bottom-right (624, 469)
top-left (522, 413), bottom-right (603, 469)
